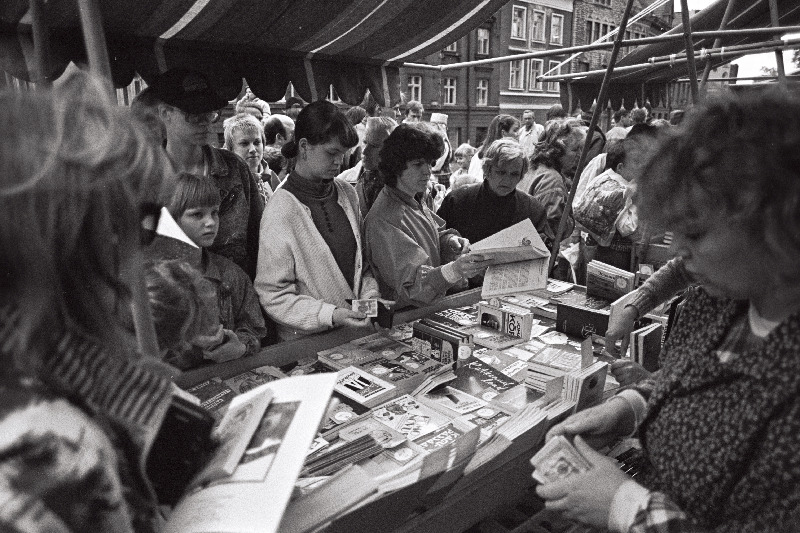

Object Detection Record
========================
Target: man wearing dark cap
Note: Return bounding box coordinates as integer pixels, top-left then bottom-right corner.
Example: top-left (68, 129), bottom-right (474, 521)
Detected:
top-left (284, 96), bottom-right (305, 121)
top-left (153, 67), bottom-right (264, 279)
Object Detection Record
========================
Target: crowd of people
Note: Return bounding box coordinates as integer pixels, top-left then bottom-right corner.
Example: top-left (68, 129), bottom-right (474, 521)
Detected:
top-left (1, 64), bottom-right (799, 533)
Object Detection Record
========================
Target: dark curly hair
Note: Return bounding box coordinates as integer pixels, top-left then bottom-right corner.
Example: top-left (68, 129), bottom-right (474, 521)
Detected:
top-left (635, 88), bottom-right (800, 282)
top-left (378, 123), bottom-right (444, 187)
top-left (281, 100), bottom-right (358, 159)
top-left (531, 118), bottom-right (584, 172)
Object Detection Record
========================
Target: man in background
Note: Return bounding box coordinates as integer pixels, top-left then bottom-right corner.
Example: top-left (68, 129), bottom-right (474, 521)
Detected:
top-left (518, 109), bottom-right (543, 158)
top-left (403, 100), bottom-right (424, 123)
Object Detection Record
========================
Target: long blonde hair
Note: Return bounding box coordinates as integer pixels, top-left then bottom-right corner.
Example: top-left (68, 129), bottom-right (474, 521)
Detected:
top-left (0, 72), bottom-right (174, 376)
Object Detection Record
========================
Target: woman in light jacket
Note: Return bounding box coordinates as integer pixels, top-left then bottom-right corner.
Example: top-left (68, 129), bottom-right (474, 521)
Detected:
top-left (255, 100), bottom-right (380, 341)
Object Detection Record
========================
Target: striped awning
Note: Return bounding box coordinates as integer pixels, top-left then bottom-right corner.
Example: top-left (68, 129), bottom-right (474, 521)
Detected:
top-left (1, 0), bottom-right (508, 105)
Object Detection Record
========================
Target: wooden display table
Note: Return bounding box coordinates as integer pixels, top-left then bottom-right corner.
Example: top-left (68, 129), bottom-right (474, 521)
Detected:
top-left (175, 288), bottom-right (544, 533)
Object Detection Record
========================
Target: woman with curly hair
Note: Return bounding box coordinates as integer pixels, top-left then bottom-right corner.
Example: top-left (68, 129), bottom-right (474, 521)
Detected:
top-left (365, 124), bottom-right (492, 308)
top-left (519, 118), bottom-right (586, 239)
top-left (539, 88), bottom-right (800, 533)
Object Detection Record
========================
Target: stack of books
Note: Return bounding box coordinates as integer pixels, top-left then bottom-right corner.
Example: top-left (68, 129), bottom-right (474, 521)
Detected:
top-left (586, 260), bottom-right (635, 301)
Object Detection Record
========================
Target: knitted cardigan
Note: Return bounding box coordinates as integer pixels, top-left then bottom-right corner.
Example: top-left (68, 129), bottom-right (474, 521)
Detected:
top-left (254, 177), bottom-right (379, 341)
top-left (630, 286), bottom-right (800, 532)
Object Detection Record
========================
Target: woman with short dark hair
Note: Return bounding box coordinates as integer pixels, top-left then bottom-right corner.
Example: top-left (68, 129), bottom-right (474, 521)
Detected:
top-left (364, 124), bottom-right (491, 308)
top-left (255, 100), bottom-right (381, 341)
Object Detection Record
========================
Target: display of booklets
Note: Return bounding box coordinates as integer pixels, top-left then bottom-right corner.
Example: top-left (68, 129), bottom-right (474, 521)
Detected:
top-left (334, 366), bottom-right (398, 409)
top-left (165, 373), bottom-right (338, 533)
top-left (357, 348), bottom-right (447, 394)
top-left (462, 324), bottom-right (525, 350)
top-left (586, 260), bottom-right (635, 301)
top-left (469, 219), bottom-right (551, 298)
top-left (477, 300), bottom-right (536, 340)
top-left (187, 388), bottom-right (273, 490)
top-left (279, 465), bottom-right (379, 533)
top-left (318, 391), bottom-right (373, 440)
top-left (410, 368), bottom-right (457, 397)
top-left (412, 418), bottom-right (480, 455)
top-left (284, 358), bottom-right (338, 377)
top-left (419, 385), bottom-right (487, 416)
top-left (183, 378), bottom-right (236, 419)
top-left (371, 394), bottom-right (452, 440)
top-left (526, 361), bottom-right (567, 393)
top-left (473, 348), bottom-right (529, 381)
top-left (531, 435), bottom-right (592, 484)
top-left (563, 361), bottom-right (608, 413)
top-left (556, 301), bottom-right (611, 339)
top-left (412, 318), bottom-right (473, 365)
top-left (223, 365), bottom-right (286, 395)
top-left (456, 406), bottom-right (514, 444)
top-left (386, 322), bottom-right (414, 344)
top-left (448, 356), bottom-right (521, 403)
top-left (302, 433), bottom-right (384, 477)
top-left (630, 322), bottom-right (664, 372)
top-left (424, 305), bottom-right (480, 331)
top-left (551, 287), bottom-right (612, 310)
top-left (318, 332), bottom-right (410, 370)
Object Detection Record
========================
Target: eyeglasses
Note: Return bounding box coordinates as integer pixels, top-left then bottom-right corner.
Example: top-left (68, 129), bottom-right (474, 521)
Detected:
top-left (182, 110), bottom-right (220, 124)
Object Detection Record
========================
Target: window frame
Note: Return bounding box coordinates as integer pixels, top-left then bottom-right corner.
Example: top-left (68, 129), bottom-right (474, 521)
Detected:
top-left (408, 75), bottom-right (422, 102)
top-left (476, 79), bottom-right (489, 106)
top-left (443, 41), bottom-right (458, 53)
top-left (529, 58), bottom-right (544, 92)
top-left (550, 13), bottom-right (564, 45)
top-left (477, 28), bottom-right (490, 55)
top-left (443, 77), bottom-right (457, 105)
top-left (508, 59), bottom-right (525, 90)
top-left (511, 5), bottom-right (527, 41)
top-left (547, 60), bottom-right (562, 92)
top-left (531, 10), bottom-right (546, 43)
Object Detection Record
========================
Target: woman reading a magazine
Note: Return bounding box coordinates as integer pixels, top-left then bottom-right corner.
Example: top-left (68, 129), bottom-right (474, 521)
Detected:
top-left (536, 89), bottom-right (800, 532)
top-left (364, 124), bottom-right (492, 308)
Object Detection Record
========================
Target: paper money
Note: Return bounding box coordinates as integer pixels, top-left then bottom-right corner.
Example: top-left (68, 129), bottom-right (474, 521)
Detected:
top-left (530, 435), bottom-right (592, 483)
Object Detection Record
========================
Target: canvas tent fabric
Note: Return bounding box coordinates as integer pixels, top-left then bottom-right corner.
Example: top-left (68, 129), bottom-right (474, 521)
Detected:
top-left (1, 0), bottom-right (508, 105)
top-left (562, 0), bottom-right (800, 111)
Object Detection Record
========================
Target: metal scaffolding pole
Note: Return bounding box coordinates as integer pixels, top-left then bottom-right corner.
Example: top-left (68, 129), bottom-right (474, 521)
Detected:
top-left (679, 0), bottom-right (700, 103)
top-left (547, 0), bottom-right (637, 275)
top-left (768, 0), bottom-right (787, 86)
top-left (700, 0), bottom-right (737, 92)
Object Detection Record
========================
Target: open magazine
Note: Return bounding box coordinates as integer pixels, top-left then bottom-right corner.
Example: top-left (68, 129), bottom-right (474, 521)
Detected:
top-left (468, 219), bottom-right (551, 298)
top-left (165, 373), bottom-right (337, 533)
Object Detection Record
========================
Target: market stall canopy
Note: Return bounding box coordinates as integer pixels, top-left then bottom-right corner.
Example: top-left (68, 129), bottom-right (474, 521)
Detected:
top-left (1, 0), bottom-right (508, 105)
top-left (564, 0), bottom-right (800, 110)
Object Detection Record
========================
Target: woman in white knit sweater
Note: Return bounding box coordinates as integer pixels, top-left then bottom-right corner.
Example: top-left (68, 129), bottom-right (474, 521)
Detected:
top-left (255, 101), bottom-right (381, 341)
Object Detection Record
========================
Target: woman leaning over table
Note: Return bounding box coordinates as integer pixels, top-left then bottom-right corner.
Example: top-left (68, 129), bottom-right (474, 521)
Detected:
top-left (0, 73), bottom-right (178, 531)
top-left (536, 89), bottom-right (800, 532)
top-left (255, 100), bottom-right (381, 341)
top-left (364, 124), bottom-right (492, 308)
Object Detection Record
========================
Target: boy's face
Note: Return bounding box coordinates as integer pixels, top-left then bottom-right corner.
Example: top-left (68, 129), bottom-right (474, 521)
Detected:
top-left (177, 206), bottom-right (219, 247)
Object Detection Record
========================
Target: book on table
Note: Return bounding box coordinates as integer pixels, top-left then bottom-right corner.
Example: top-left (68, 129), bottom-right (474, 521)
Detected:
top-left (165, 373), bottom-right (338, 533)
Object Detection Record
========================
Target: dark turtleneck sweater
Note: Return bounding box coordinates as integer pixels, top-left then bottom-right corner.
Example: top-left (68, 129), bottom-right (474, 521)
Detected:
top-left (281, 172), bottom-right (356, 289)
top-left (437, 180), bottom-right (553, 246)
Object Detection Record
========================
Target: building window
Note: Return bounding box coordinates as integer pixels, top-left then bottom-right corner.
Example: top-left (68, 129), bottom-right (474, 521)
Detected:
top-left (509, 59), bottom-right (525, 90)
top-left (476, 79), bottom-right (488, 106)
top-left (529, 59), bottom-right (544, 91)
top-left (594, 0), bottom-right (612, 5)
top-left (531, 11), bottom-right (545, 42)
top-left (408, 76), bottom-right (422, 102)
top-left (444, 41), bottom-right (458, 52)
top-left (443, 77), bottom-right (457, 105)
top-left (477, 28), bottom-right (490, 55)
top-left (547, 61), bottom-right (562, 92)
top-left (550, 14), bottom-right (564, 45)
top-left (511, 6), bottom-right (527, 40)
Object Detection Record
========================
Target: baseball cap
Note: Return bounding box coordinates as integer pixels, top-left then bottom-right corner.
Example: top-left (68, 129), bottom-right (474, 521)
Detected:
top-left (151, 67), bottom-right (229, 114)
